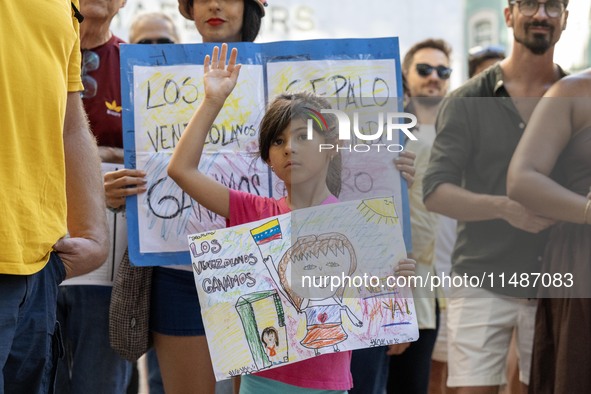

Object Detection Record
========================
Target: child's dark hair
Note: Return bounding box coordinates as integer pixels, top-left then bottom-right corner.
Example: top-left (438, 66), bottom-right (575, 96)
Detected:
top-left (261, 326), bottom-right (279, 346)
top-left (258, 92), bottom-right (342, 197)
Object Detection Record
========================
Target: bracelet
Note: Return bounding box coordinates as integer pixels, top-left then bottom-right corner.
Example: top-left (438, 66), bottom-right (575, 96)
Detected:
top-left (584, 199), bottom-right (591, 224)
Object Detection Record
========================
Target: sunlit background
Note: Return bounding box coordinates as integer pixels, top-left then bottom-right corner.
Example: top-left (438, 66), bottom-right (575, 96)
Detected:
top-left (112, 0), bottom-right (591, 89)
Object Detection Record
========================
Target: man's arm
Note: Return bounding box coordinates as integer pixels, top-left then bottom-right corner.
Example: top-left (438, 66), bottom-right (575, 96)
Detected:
top-left (424, 183), bottom-right (552, 233)
top-left (53, 92), bottom-right (109, 278)
top-left (422, 96), bottom-right (554, 233)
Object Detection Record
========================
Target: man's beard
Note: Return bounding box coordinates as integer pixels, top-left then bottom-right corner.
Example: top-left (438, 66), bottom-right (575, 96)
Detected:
top-left (515, 22), bottom-right (555, 55)
top-left (414, 96), bottom-right (443, 107)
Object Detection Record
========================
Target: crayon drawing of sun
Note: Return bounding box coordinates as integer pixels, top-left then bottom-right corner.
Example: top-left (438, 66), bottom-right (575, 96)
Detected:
top-left (357, 198), bottom-right (398, 225)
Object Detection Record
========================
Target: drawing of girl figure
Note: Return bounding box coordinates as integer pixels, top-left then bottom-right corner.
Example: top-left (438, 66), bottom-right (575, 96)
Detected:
top-left (261, 326), bottom-right (279, 362)
top-left (263, 232), bottom-right (363, 356)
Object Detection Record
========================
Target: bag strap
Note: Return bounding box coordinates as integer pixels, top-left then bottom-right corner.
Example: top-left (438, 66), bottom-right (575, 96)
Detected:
top-left (71, 2), bottom-right (84, 23)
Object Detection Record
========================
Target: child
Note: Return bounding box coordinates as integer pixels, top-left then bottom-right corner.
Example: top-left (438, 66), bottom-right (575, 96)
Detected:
top-left (168, 44), bottom-right (416, 394)
top-left (261, 326), bottom-right (279, 358)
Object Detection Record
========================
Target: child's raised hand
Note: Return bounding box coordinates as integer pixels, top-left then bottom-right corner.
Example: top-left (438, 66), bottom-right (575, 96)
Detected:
top-left (203, 43), bottom-right (241, 103)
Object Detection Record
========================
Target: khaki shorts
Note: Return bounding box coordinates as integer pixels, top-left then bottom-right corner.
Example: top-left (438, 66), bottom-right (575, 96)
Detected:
top-left (446, 284), bottom-right (536, 387)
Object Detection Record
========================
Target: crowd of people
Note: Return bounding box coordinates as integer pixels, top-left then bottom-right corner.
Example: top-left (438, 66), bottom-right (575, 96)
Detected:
top-left (1, 0), bottom-right (589, 393)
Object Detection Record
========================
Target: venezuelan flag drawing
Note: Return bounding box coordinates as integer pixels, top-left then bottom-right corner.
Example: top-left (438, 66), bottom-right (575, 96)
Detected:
top-left (250, 219), bottom-right (282, 245)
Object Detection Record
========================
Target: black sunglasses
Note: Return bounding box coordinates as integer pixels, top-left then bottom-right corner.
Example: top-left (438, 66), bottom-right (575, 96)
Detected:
top-left (415, 63), bottom-right (452, 80)
top-left (136, 38), bottom-right (175, 44)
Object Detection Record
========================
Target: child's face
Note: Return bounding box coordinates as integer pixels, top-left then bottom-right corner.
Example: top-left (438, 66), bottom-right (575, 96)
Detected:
top-left (266, 119), bottom-right (333, 189)
top-left (263, 331), bottom-right (276, 344)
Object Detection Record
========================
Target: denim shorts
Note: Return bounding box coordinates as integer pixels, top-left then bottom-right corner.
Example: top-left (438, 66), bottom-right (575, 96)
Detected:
top-left (0, 252), bottom-right (66, 393)
top-left (150, 267), bottom-right (205, 336)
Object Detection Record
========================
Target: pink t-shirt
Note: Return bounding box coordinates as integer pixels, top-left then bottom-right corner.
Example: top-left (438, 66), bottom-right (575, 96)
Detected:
top-left (227, 189), bottom-right (353, 391)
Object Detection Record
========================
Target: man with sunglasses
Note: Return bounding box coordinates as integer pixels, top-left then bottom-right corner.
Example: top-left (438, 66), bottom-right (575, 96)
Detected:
top-left (403, 40), bottom-right (452, 109)
top-left (423, 1), bottom-right (569, 394)
top-left (55, 0), bottom-right (134, 393)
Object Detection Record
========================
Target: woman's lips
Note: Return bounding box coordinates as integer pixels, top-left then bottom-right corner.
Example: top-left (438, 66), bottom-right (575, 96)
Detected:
top-left (206, 18), bottom-right (225, 26)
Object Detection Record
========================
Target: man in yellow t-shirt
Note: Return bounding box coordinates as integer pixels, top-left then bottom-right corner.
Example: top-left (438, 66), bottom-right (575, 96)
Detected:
top-left (0, 2), bottom-right (108, 392)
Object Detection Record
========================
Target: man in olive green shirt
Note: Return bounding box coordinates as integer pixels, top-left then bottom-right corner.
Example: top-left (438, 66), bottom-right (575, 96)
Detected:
top-left (423, 1), bottom-right (569, 393)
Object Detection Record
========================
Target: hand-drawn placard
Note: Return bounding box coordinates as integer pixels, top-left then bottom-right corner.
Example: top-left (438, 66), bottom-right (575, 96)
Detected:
top-left (121, 38), bottom-right (410, 266)
top-left (188, 197), bottom-right (418, 380)
top-left (132, 64), bottom-right (265, 254)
